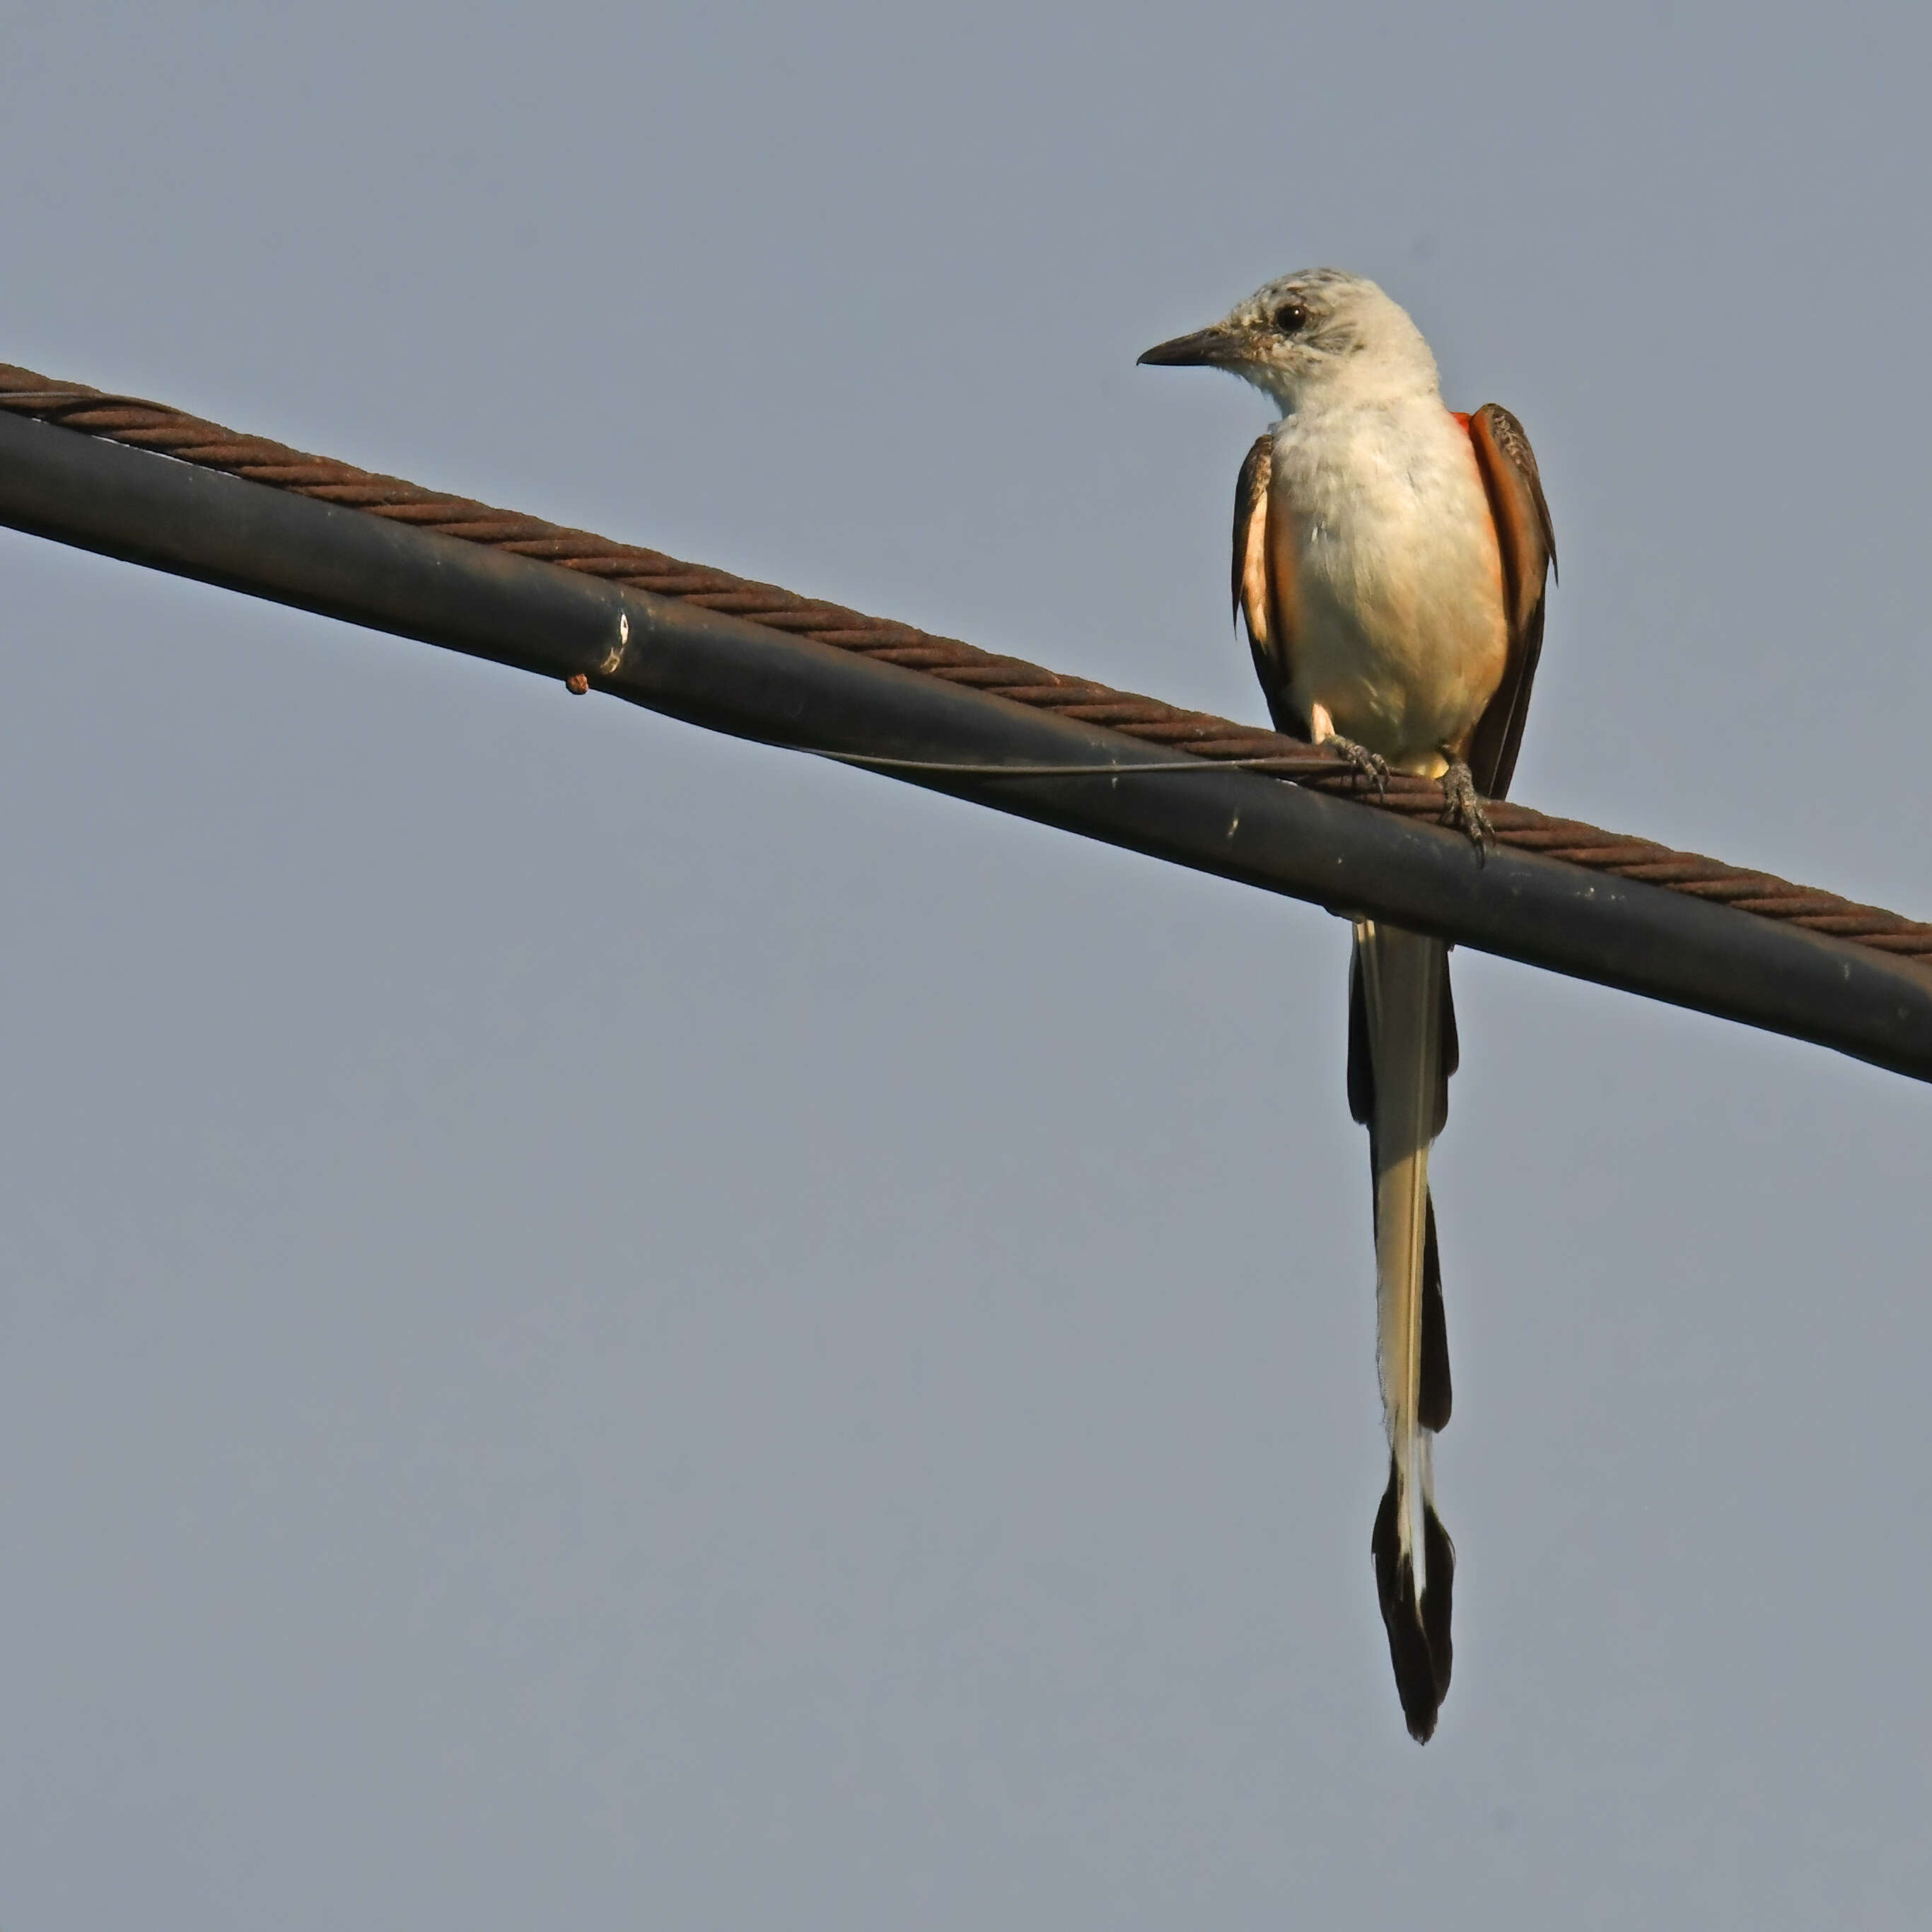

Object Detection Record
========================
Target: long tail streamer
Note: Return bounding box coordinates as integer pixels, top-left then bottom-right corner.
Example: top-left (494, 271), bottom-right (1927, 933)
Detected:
top-left (1351, 920), bottom-right (1456, 1741)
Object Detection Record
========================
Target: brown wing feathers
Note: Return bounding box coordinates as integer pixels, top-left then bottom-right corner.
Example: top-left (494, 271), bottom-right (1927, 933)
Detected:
top-left (1231, 433), bottom-right (1307, 739)
top-left (1464, 404), bottom-right (1556, 801)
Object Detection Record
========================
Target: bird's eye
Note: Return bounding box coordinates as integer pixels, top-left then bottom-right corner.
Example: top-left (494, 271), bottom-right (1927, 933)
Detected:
top-left (1272, 300), bottom-right (1309, 334)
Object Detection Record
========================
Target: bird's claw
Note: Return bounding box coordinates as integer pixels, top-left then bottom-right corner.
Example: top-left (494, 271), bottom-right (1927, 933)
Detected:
top-left (1324, 735), bottom-right (1390, 800)
top-left (1440, 761), bottom-right (1494, 857)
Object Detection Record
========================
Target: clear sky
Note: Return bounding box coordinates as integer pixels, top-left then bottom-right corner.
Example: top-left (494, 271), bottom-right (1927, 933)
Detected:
top-left (3, 3), bottom-right (1930, 1925)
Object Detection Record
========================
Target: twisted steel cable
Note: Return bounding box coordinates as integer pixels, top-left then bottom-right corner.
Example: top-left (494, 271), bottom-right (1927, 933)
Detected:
top-left (5, 361), bottom-right (1928, 964)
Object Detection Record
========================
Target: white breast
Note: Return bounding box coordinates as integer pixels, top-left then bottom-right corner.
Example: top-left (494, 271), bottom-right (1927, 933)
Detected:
top-left (1273, 399), bottom-right (1508, 778)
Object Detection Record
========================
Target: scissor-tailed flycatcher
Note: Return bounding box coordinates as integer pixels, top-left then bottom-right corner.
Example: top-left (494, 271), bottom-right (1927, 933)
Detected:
top-left (1139, 269), bottom-right (1554, 1741)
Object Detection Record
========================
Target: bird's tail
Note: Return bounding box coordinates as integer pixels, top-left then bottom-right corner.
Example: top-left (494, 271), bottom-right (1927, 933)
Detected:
top-left (1349, 920), bottom-right (1457, 1742)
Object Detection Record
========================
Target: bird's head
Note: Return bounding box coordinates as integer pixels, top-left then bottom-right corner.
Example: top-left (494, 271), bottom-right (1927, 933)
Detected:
top-left (1138, 269), bottom-right (1438, 414)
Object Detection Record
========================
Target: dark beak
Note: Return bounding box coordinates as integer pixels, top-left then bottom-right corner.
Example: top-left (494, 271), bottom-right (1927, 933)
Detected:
top-left (1136, 323), bottom-right (1250, 368)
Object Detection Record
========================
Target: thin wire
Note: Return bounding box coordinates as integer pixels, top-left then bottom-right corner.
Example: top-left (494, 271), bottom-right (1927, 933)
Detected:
top-left (0, 392), bottom-right (1385, 797)
top-left (803, 748), bottom-right (1364, 780)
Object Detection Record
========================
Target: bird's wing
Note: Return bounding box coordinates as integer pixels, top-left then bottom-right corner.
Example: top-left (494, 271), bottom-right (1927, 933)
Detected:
top-left (1462, 403), bottom-right (1555, 801)
top-left (1231, 432), bottom-right (1308, 738)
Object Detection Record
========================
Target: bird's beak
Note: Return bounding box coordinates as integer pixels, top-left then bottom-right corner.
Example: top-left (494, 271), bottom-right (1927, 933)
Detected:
top-left (1136, 323), bottom-right (1251, 369)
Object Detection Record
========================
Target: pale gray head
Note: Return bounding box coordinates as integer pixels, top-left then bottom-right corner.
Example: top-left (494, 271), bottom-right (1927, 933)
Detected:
top-left (1138, 268), bottom-right (1440, 414)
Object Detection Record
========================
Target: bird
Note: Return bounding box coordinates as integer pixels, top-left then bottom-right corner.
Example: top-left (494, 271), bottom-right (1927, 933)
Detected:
top-left (1139, 269), bottom-right (1554, 1742)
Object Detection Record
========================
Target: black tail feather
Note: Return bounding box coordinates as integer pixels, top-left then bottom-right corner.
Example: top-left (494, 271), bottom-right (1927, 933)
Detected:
top-left (1420, 1197), bottom-right (1451, 1431)
top-left (1371, 1459), bottom-right (1457, 1742)
top-left (1347, 945), bottom-right (1375, 1125)
top-left (1438, 955), bottom-right (1460, 1086)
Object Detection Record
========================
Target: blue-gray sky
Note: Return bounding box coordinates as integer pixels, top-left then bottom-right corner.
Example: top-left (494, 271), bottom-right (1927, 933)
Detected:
top-left (3, 3), bottom-right (1930, 1925)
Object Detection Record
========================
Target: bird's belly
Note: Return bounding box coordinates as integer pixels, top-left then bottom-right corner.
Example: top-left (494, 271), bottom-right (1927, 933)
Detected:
top-left (1287, 518), bottom-right (1508, 779)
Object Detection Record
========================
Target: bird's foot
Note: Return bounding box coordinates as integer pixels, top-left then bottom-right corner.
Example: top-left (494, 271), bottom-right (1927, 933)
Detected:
top-left (1322, 735), bottom-right (1390, 799)
top-left (1439, 761), bottom-right (1494, 856)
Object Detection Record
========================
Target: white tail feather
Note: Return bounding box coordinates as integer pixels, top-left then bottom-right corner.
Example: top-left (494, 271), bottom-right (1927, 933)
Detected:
top-left (1353, 921), bottom-right (1444, 1583)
